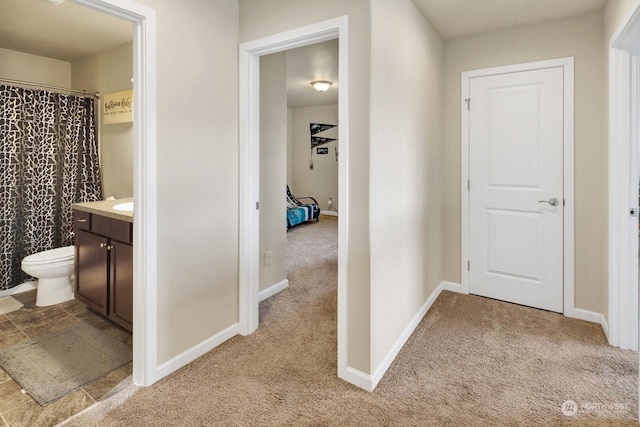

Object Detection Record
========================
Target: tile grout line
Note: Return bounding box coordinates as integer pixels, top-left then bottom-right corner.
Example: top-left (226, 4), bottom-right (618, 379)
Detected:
top-left (59, 306), bottom-right (85, 323)
top-left (80, 387), bottom-right (98, 405)
top-left (4, 315), bottom-right (30, 341)
top-left (2, 297), bottom-right (35, 339)
top-left (10, 304), bottom-right (85, 341)
top-left (4, 316), bottom-right (31, 340)
top-left (0, 411), bottom-right (9, 427)
top-left (1, 398), bottom-right (35, 422)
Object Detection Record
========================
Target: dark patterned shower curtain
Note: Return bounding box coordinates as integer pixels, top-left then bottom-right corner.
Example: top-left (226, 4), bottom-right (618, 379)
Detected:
top-left (0, 85), bottom-right (102, 291)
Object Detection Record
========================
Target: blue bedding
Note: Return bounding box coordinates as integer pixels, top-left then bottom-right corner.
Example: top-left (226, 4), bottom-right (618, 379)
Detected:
top-left (287, 205), bottom-right (314, 228)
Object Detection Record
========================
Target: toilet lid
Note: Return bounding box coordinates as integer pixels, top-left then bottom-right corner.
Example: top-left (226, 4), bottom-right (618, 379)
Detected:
top-left (23, 246), bottom-right (75, 264)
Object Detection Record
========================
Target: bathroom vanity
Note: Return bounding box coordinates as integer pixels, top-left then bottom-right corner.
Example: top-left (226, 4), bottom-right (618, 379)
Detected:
top-left (72, 198), bottom-right (133, 332)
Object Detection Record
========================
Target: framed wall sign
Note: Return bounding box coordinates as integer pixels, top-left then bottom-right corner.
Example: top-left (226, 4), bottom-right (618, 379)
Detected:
top-left (103, 89), bottom-right (133, 124)
top-left (317, 147), bottom-right (329, 155)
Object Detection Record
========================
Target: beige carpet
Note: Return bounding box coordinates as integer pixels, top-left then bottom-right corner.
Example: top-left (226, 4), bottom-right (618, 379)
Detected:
top-left (64, 216), bottom-right (638, 426)
top-left (0, 296), bottom-right (23, 315)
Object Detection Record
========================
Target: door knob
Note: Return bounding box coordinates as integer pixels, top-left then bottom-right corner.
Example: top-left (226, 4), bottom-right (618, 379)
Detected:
top-left (538, 198), bottom-right (559, 206)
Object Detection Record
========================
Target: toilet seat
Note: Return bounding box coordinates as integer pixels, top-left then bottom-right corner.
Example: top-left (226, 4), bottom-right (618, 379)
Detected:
top-left (22, 246), bottom-right (75, 266)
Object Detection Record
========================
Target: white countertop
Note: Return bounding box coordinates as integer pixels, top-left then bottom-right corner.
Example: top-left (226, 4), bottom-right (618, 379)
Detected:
top-left (73, 197), bottom-right (134, 223)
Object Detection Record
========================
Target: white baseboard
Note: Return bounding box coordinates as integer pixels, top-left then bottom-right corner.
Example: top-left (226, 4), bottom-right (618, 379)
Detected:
top-left (340, 366), bottom-right (374, 392)
top-left (320, 211), bottom-right (338, 217)
top-left (259, 279), bottom-right (289, 302)
top-left (573, 308), bottom-right (609, 341)
top-left (153, 279), bottom-right (286, 388)
top-left (439, 281), bottom-right (465, 294)
top-left (156, 322), bottom-right (239, 380)
top-left (368, 281), bottom-right (455, 391)
top-left (345, 280), bottom-right (611, 393)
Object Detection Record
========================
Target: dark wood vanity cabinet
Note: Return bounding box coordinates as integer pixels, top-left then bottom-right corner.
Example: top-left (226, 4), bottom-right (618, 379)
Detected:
top-left (110, 241), bottom-right (133, 328)
top-left (73, 210), bottom-right (133, 332)
top-left (75, 230), bottom-right (109, 315)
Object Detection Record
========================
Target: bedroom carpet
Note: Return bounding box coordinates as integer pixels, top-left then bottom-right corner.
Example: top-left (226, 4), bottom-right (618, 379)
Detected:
top-left (63, 216), bottom-right (638, 426)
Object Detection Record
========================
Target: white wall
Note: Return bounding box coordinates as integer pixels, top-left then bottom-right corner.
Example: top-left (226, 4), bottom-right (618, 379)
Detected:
top-left (72, 42), bottom-right (134, 200)
top-left (369, 0), bottom-right (443, 373)
top-left (290, 104), bottom-right (339, 212)
top-left (241, 0), bottom-right (372, 373)
top-left (605, 0), bottom-right (640, 40)
top-left (442, 12), bottom-right (606, 316)
top-left (260, 52), bottom-right (288, 292)
top-left (0, 48), bottom-right (70, 87)
top-left (134, 0), bottom-right (239, 365)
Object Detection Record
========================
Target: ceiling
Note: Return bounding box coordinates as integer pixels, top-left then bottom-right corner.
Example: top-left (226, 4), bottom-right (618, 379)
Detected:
top-left (0, 0), bottom-right (333, 107)
top-left (411, 0), bottom-right (608, 40)
top-left (286, 40), bottom-right (339, 108)
top-left (0, 0), bottom-right (608, 105)
top-left (0, 0), bottom-right (132, 62)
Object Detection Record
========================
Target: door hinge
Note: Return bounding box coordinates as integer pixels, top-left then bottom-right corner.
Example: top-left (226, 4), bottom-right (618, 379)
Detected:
top-left (256, 202), bottom-right (260, 210)
top-left (467, 180), bottom-right (470, 191)
top-left (467, 260), bottom-right (470, 271)
top-left (465, 98), bottom-right (471, 110)
top-left (630, 208), bottom-right (638, 217)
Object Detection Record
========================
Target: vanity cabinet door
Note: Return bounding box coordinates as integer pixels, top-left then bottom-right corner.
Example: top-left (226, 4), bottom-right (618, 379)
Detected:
top-left (75, 229), bottom-right (109, 315)
top-left (109, 241), bottom-right (133, 331)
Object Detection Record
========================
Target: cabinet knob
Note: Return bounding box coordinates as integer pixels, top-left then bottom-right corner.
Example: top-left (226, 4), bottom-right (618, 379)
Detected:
top-left (100, 243), bottom-right (107, 248)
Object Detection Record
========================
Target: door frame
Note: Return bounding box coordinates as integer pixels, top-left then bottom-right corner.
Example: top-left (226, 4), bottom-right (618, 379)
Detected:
top-left (461, 57), bottom-right (575, 316)
top-left (608, 3), bottom-right (640, 351)
top-left (71, 0), bottom-right (158, 386)
top-left (238, 16), bottom-right (350, 380)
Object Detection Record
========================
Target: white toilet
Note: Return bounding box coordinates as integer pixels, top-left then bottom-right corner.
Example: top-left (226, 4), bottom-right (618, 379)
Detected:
top-left (21, 246), bottom-right (75, 307)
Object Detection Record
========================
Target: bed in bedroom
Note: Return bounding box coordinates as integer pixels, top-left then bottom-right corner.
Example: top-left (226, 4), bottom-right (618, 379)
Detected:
top-left (286, 185), bottom-right (320, 230)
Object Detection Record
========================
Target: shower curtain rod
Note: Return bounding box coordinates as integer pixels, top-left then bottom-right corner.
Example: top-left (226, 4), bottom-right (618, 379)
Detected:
top-left (0, 77), bottom-right (100, 98)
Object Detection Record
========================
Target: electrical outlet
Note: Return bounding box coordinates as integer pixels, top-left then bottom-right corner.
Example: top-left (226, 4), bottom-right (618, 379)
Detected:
top-left (265, 251), bottom-right (272, 266)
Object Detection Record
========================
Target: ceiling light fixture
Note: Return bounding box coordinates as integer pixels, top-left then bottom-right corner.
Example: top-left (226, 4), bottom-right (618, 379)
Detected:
top-left (42, 0), bottom-right (66, 4)
top-left (310, 81), bottom-right (333, 92)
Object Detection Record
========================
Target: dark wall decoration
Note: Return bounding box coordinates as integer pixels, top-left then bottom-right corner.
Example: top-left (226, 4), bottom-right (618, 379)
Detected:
top-left (309, 122), bottom-right (337, 148)
top-left (310, 122), bottom-right (336, 136)
top-left (0, 85), bottom-right (103, 291)
top-left (309, 122), bottom-right (338, 170)
top-left (311, 136), bottom-right (336, 148)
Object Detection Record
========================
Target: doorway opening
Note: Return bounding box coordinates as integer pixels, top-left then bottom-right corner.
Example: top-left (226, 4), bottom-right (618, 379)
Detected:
top-left (70, 0), bottom-right (158, 387)
top-left (0, 1), bottom-right (156, 421)
top-left (239, 16), bottom-right (350, 380)
top-left (258, 40), bottom-right (339, 306)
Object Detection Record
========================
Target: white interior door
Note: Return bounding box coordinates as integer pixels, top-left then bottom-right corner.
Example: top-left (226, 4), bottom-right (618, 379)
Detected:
top-left (469, 67), bottom-right (564, 313)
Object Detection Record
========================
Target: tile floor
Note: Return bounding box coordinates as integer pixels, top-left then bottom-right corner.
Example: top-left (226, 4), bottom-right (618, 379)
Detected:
top-left (0, 291), bottom-right (132, 427)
